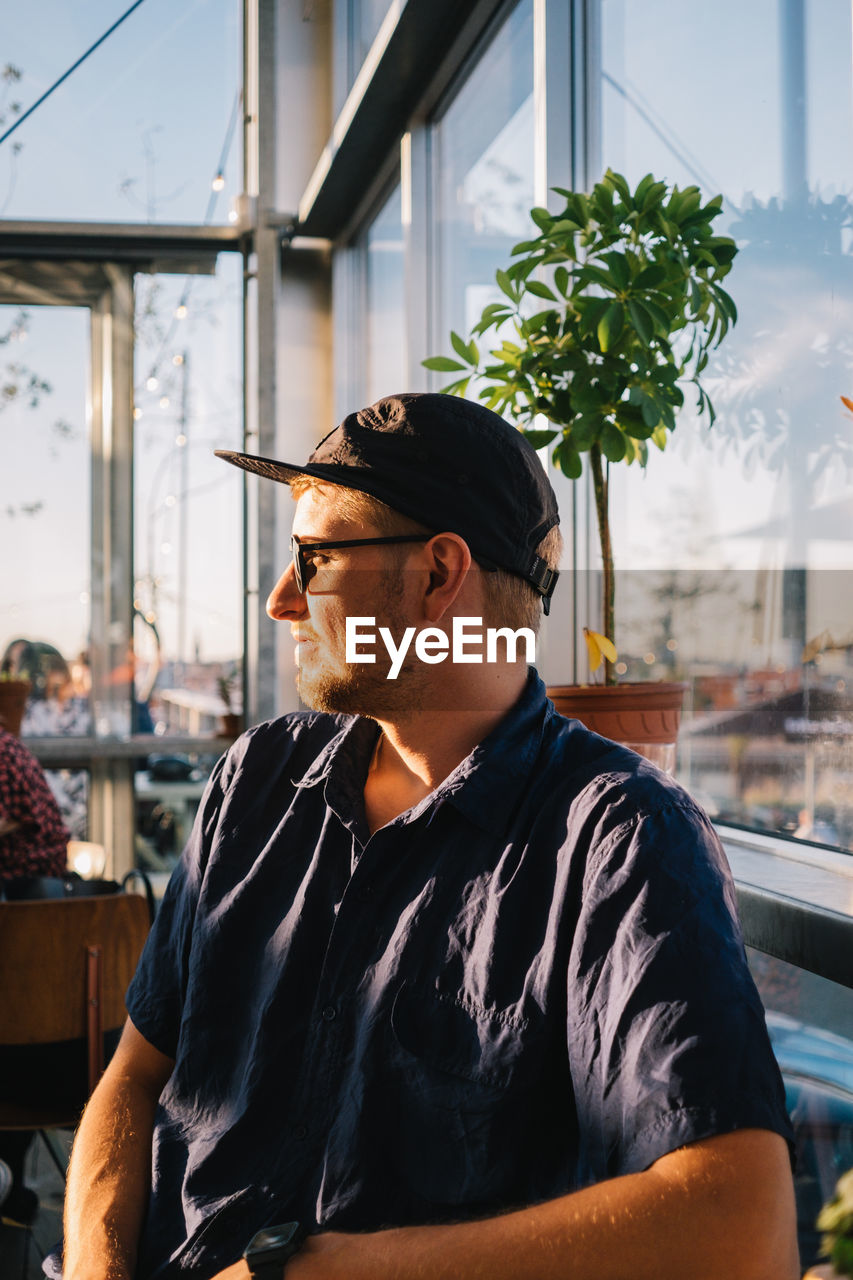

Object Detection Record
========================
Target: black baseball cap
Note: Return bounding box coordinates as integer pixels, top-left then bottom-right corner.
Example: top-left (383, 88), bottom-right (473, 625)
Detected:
top-left (215, 392), bottom-right (560, 611)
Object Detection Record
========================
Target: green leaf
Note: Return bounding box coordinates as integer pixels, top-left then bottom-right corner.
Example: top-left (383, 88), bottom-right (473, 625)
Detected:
top-left (530, 206), bottom-right (553, 231)
top-left (578, 296), bottom-right (610, 338)
top-left (441, 377), bottom-right (470, 397)
top-left (633, 173), bottom-right (656, 208)
top-left (511, 239), bottom-right (540, 255)
top-left (651, 424), bottom-right (668, 450)
top-left (569, 416), bottom-right (600, 450)
top-left (640, 180), bottom-right (668, 212)
top-left (704, 236), bottom-right (738, 266)
top-left (638, 391), bottom-right (661, 427)
top-left (553, 438), bottom-right (583, 479)
top-left (554, 266), bottom-right (570, 296)
top-left (642, 297), bottom-right (671, 331)
top-left (550, 218), bottom-right (582, 235)
top-left (575, 264), bottom-right (619, 292)
top-left (603, 169), bottom-right (632, 203)
top-left (522, 428), bottom-right (559, 450)
top-left (450, 330), bottom-right (475, 365)
top-left (603, 252), bottom-right (630, 289)
top-left (422, 355), bottom-right (468, 372)
top-left (525, 280), bottom-right (558, 301)
top-left (597, 301), bottom-right (624, 352)
top-left (634, 264), bottom-right (667, 289)
top-left (600, 422), bottom-right (627, 462)
top-left (627, 299), bottom-right (654, 346)
top-left (496, 268), bottom-right (518, 301)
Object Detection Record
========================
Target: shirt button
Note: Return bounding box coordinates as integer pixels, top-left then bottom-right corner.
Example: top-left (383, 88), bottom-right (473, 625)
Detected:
top-left (321, 1004), bottom-right (337, 1022)
top-left (293, 1124), bottom-right (307, 1141)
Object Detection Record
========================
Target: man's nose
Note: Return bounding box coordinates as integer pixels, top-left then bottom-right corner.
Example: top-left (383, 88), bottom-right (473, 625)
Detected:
top-left (266, 562), bottom-right (307, 620)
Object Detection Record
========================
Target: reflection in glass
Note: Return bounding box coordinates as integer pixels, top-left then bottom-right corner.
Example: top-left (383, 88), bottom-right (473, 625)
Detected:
top-left (0, 305), bottom-right (91, 739)
top-left (133, 256), bottom-right (243, 738)
top-left (365, 184), bottom-right (404, 402)
top-left (434, 0), bottom-right (534, 343)
top-left (2, 0), bottom-right (240, 224)
top-left (749, 948), bottom-right (853, 1268)
top-left (599, 1), bottom-right (853, 849)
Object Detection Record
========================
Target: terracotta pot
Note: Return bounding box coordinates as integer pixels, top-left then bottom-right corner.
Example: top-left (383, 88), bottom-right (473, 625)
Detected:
top-left (547, 681), bottom-right (687, 770)
top-left (220, 712), bottom-right (244, 738)
top-left (0, 679), bottom-right (31, 736)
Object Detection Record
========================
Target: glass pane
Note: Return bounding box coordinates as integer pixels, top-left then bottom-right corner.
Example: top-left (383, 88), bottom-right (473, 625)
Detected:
top-left (132, 254), bottom-right (243, 739)
top-left (598, 0), bottom-right (853, 848)
top-left (0, 304), bottom-right (91, 738)
top-left (135, 747), bottom-right (221, 877)
top-left (365, 183), bottom-right (404, 403)
top-left (749, 949), bottom-right (853, 1268)
top-left (433, 0), bottom-right (535, 344)
top-left (357, 0), bottom-right (392, 66)
top-left (2, 0), bottom-right (241, 224)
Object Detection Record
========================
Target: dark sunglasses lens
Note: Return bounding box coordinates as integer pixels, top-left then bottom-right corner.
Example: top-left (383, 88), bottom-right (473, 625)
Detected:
top-left (291, 538), bottom-right (304, 594)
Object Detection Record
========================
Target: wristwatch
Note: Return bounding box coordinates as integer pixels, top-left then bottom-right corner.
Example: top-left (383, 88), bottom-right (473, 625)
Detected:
top-left (242, 1221), bottom-right (304, 1279)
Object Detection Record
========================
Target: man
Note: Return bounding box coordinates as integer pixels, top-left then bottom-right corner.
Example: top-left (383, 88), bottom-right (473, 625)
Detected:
top-left (61, 394), bottom-right (798, 1280)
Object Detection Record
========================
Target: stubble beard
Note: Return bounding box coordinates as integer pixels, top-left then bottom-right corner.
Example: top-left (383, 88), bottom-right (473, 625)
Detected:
top-left (296, 570), bottom-right (426, 718)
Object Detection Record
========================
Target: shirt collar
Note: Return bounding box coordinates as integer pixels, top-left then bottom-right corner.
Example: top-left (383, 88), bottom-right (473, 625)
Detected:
top-left (427, 668), bottom-right (550, 833)
top-left (296, 669), bottom-right (551, 837)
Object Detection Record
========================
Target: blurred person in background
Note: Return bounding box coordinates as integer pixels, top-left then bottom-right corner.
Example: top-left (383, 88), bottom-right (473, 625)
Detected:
top-left (0, 721), bottom-right (70, 1229)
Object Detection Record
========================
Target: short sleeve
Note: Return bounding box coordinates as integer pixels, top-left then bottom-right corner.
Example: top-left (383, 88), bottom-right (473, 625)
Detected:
top-left (567, 799), bottom-right (792, 1182)
top-left (126, 750), bottom-right (231, 1058)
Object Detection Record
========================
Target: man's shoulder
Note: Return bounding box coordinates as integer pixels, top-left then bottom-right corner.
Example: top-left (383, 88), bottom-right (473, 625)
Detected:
top-left (535, 710), bottom-right (712, 848)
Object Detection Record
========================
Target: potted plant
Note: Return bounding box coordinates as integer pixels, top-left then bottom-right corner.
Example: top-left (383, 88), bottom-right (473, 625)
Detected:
top-left (216, 668), bottom-right (243, 738)
top-left (804, 1167), bottom-right (853, 1278)
top-left (424, 168), bottom-right (738, 759)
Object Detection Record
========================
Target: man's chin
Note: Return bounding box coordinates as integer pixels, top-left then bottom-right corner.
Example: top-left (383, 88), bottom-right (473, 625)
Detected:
top-left (295, 666), bottom-right (421, 717)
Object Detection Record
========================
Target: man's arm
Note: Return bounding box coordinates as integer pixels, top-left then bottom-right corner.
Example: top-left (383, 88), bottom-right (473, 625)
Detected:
top-left (63, 1017), bottom-right (175, 1280)
top-left (216, 1128), bottom-right (798, 1280)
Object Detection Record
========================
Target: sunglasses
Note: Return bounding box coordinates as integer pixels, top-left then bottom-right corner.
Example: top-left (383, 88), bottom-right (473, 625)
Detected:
top-left (290, 533), bottom-right (432, 594)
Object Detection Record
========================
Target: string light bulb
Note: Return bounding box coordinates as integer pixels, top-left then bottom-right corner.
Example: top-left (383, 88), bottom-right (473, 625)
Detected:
top-left (211, 172), bottom-right (225, 191)
top-left (172, 353), bottom-right (184, 366)
top-left (133, 407), bottom-right (143, 420)
top-left (146, 375), bottom-right (159, 391)
top-left (176, 433), bottom-right (187, 447)
top-left (159, 396), bottom-right (170, 409)
top-left (175, 304), bottom-right (188, 320)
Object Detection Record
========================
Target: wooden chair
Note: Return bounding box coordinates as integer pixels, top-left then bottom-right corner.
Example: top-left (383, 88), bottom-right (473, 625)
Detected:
top-left (0, 894), bottom-right (151, 1142)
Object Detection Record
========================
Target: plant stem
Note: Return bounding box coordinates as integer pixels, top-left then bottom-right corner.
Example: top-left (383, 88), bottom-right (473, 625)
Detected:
top-left (589, 443), bottom-right (615, 684)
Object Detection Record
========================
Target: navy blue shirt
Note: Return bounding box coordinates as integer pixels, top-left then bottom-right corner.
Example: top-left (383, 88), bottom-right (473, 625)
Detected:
top-left (126, 671), bottom-right (792, 1278)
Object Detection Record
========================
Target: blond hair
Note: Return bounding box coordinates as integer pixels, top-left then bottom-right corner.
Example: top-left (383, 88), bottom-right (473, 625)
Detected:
top-left (288, 475), bottom-right (562, 633)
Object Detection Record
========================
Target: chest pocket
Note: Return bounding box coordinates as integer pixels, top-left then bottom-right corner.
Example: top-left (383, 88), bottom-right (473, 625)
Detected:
top-left (387, 984), bottom-right (540, 1209)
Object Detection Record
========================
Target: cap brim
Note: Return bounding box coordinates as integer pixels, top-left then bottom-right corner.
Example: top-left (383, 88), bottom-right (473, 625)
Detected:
top-left (214, 449), bottom-right (313, 486)
top-left (214, 449), bottom-right (426, 510)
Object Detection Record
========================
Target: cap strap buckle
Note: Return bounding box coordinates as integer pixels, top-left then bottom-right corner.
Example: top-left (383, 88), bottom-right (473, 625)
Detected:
top-left (528, 558), bottom-right (559, 614)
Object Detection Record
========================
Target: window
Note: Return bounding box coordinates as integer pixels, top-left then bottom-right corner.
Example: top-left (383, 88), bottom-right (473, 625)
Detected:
top-left (432, 0), bottom-right (535, 347)
top-left (365, 183), bottom-right (405, 403)
top-left (599, 0), bottom-right (853, 851)
top-left (2, 0), bottom-right (241, 224)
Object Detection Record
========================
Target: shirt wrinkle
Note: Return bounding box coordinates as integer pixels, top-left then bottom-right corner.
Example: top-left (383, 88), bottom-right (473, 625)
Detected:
top-left (125, 670), bottom-right (793, 1279)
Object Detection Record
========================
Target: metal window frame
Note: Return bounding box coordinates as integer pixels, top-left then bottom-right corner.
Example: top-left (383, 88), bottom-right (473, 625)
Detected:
top-left (0, 231), bottom-right (245, 877)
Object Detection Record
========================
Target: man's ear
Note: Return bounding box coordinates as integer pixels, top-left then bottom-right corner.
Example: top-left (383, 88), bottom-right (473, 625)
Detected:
top-left (421, 533), bottom-right (473, 622)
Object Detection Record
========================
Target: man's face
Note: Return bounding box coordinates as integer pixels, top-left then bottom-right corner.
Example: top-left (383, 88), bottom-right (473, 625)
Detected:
top-left (266, 487), bottom-right (426, 717)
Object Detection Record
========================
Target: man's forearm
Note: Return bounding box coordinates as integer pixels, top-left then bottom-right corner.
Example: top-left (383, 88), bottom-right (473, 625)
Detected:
top-left (64, 1070), bottom-right (158, 1280)
top-left (272, 1128), bottom-right (798, 1280)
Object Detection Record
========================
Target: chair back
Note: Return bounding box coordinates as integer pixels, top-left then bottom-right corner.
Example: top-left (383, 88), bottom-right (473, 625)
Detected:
top-left (0, 895), bottom-right (151, 1116)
